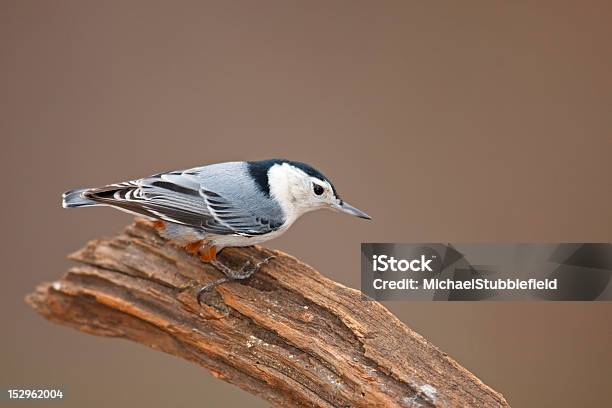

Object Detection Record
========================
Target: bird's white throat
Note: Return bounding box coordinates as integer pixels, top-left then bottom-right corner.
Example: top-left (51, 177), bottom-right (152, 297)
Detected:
top-left (267, 163), bottom-right (314, 224)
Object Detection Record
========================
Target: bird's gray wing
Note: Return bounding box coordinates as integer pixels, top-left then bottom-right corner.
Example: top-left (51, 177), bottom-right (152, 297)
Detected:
top-left (83, 171), bottom-right (226, 230)
top-left (200, 188), bottom-right (282, 237)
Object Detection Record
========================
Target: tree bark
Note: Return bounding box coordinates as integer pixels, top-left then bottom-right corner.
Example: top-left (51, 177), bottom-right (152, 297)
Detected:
top-left (26, 220), bottom-right (509, 407)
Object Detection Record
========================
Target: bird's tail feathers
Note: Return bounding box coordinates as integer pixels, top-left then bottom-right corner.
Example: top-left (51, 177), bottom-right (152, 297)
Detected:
top-left (62, 188), bottom-right (99, 208)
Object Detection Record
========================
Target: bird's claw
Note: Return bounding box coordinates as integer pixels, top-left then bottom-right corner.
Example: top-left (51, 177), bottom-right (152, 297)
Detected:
top-left (196, 277), bottom-right (229, 306)
top-left (196, 255), bottom-right (275, 306)
top-left (258, 255), bottom-right (276, 266)
top-left (241, 255), bottom-right (276, 275)
top-left (239, 260), bottom-right (252, 273)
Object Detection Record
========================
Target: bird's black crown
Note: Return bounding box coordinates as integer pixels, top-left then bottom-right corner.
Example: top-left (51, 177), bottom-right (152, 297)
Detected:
top-left (247, 159), bottom-right (339, 198)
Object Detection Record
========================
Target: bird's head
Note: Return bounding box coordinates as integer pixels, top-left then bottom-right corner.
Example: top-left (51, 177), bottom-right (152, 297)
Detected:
top-left (256, 160), bottom-right (371, 222)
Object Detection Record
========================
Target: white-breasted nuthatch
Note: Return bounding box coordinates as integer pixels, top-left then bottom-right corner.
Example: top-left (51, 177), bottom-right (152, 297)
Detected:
top-left (62, 159), bottom-right (370, 303)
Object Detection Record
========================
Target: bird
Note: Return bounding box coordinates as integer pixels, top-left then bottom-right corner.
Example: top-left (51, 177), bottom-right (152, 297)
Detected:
top-left (62, 159), bottom-right (371, 304)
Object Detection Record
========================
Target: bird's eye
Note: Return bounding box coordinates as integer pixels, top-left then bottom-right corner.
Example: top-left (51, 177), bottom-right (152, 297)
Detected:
top-left (313, 183), bottom-right (324, 196)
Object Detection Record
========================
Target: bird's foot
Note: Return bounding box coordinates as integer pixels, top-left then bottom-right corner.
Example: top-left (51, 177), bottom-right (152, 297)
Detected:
top-left (196, 255), bottom-right (276, 305)
top-left (209, 257), bottom-right (276, 280)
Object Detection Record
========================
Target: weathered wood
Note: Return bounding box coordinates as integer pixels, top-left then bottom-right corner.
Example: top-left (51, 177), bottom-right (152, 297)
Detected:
top-left (26, 220), bottom-right (509, 407)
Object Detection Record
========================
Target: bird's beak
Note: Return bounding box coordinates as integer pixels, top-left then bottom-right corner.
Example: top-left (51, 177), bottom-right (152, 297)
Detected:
top-left (336, 201), bottom-right (371, 220)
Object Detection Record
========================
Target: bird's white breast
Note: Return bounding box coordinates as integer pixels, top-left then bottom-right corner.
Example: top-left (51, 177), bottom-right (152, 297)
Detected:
top-left (207, 223), bottom-right (293, 249)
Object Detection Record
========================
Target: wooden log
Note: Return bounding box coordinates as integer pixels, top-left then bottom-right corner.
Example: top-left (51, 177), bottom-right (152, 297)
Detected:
top-left (25, 220), bottom-right (509, 407)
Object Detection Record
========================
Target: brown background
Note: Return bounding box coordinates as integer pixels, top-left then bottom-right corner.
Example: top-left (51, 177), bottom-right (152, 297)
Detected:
top-left (1, 1), bottom-right (611, 407)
